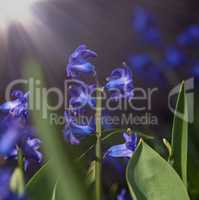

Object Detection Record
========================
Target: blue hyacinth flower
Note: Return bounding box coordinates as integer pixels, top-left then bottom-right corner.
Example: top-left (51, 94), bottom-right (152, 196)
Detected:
top-left (133, 6), bottom-right (152, 32)
top-left (9, 137), bottom-right (43, 171)
top-left (192, 63), bottom-right (199, 77)
top-left (64, 111), bottom-right (94, 144)
top-left (177, 25), bottom-right (199, 46)
top-left (104, 132), bottom-right (138, 158)
top-left (5, 193), bottom-right (26, 200)
top-left (133, 6), bottom-right (161, 44)
top-left (106, 65), bottom-right (134, 100)
top-left (66, 45), bottom-right (97, 77)
top-left (0, 168), bottom-right (26, 200)
top-left (0, 117), bottom-right (42, 170)
top-left (117, 189), bottom-right (127, 200)
top-left (164, 47), bottom-right (186, 67)
top-left (0, 119), bottom-right (20, 156)
top-left (117, 189), bottom-right (132, 200)
top-left (0, 168), bottom-right (11, 199)
top-left (69, 83), bottom-right (96, 110)
top-left (129, 54), bottom-right (152, 69)
top-left (23, 137), bottom-right (42, 165)
top-left (0, 90), bottom-right (29, 119)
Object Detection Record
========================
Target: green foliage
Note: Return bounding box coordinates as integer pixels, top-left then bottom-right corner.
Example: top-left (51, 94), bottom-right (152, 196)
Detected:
top-left (171, 82), bottom-right (188, 186)
top-left (126, 141), bottom-right (190, 200)
top-left (126, 82), bottom-right (190, 200)
top-left (26, 163), bottom-right (54, 200)
top-left (24, 61), bottom-right (88, 200)
top-left (51, 183), bottom-right (58, 200)
top-left (95, 87), bottom-right (103, 200)
top-left (188, 93), bottom-right (199, 200)
top-left (10, 168), bottom-right (25, 196)
top-left (23, 63), bottom-right (193, 200)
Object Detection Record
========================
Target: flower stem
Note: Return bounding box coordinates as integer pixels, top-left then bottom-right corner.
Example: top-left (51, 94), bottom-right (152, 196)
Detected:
top-left (17, 147), bottom-right (24, 172)
top-left (95, 87), bottom-right (102, 200)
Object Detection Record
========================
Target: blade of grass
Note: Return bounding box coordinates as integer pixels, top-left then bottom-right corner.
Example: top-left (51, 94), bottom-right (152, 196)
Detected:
top-left (171, 82), bottom-right (188, 186)
top-left (95, 86), bottom-right (102, 200)
top-left (24, 61), bottom-right (88, 200)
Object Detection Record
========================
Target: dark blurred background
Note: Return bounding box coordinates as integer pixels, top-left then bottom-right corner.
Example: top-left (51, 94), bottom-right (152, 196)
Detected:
top-left (0, 0), bottom-right (198, 82)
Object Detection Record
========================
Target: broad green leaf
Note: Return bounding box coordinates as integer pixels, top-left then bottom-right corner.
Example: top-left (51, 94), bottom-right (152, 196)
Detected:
top-left (188, 94), bottom-right (199, 200)
top-left (10, 168), bottom-right (25, 196)
top-left (26, 163), bottom-right (54, 200)
top-left (126, 140), bottom-right (190, 200)
top-left (171, 82), bottom-right (188, 186)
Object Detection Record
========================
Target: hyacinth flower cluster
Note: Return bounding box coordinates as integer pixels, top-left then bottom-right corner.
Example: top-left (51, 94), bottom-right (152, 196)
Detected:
top-left (64, 44), bottom-right (138, 199)
top-left (0, 91), bottom-right (42, 199)
top-left (130, 6), bottom-right (199, 85)
top-left (64, 44), bottom-right (137, 146)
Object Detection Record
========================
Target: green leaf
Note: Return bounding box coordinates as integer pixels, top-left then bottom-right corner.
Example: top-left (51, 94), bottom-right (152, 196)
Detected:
top-left (126, 140), bottom-right (190, 200)
top-left (23, 61), bottom-right (88, 200)
top-left (10, 168), bottom-right (25, 196)
top-left (26, 163), bottom-right (54, 200)
top-left (171, 82), bottom-right (188, 186)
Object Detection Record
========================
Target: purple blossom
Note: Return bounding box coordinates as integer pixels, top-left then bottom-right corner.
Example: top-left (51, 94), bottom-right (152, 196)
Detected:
top-left (177, 25), bottom-right (199, 46)
top-left (0, 168), bottom-right (11, 199)
top-left (66, 45), bottom-right (97, 77)
top-left (9, 137), bottom-right (42, 171)
top-left (192, 63), bottom-right (199, 76)
top-left (4, 193), bottom-right (26, 200)
top-left (0, 168), bottom-right (26, 200)
top-left (23, 137), bottom-right (42, 165)
top-left (117, 189), bottom-right (132, 200)
top-left (129, 54), bottom-right (152, 70)
top-left (0, 91), bottom-right (29, 120)
top-left (69, 83), bottom-right (96, 110)
top-left (105, 65), bottom-right (134, 100)
top-left (0, 120), bottom-right (42, 171)
top-left (104, 133), bottom-right (137, 158)
top-left (64, 111), bottom-right (94, 144)
top-left (133, 6), bottom-right (152, 32)
top-left (133, 6), bottom-right (161, 44)
top-left (0, 119), bottom-right (21, 156)
top-left (117, 189), bottom-right (127, 200)
top-left (164, 47), bottom-right (186, 67)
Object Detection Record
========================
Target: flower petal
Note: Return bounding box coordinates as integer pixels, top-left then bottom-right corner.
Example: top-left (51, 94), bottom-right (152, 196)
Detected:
top-left (66, 45), bottom-right (97, 77)
top-left (105, 144), bottom-right (133, 158)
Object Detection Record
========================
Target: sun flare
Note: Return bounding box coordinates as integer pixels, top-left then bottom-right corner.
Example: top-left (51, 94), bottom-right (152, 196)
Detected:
top-left (0, 0), bottom-right (38, 28)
